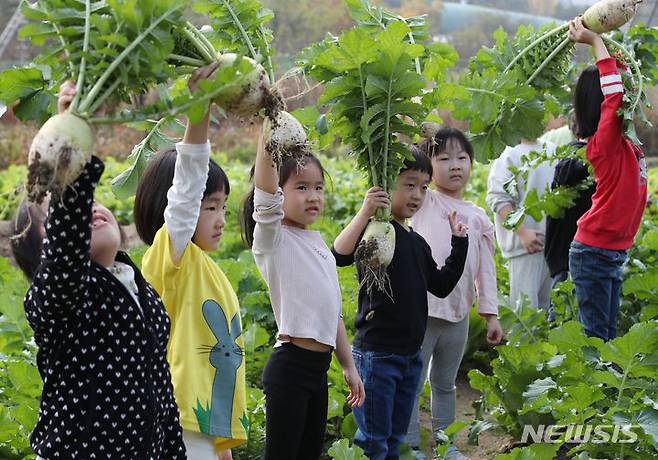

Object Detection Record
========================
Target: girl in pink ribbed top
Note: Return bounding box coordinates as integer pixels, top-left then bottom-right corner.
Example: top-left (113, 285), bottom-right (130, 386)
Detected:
top-left (240, 123), bottom-right (364, 459)
top-left (405, 127), bottom-right (504, 458)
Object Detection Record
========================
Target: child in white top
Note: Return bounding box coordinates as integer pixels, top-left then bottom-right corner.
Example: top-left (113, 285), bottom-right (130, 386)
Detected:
top-left (406, 128), bottom-right (503, 459)
top-left (240, 123), bottom-right (364, 459)
top-left (486, 139), bottom-right (555, 311)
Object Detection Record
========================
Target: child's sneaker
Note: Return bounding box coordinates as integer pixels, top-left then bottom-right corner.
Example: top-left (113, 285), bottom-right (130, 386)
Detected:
top-left (445, 445), bottom-right (470, 460)
top-left (411, 449), bottom-right (428, 460)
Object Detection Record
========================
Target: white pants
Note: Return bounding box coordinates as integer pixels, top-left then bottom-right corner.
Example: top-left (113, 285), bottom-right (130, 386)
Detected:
top-left (508, 252), bottom-right (551, 311)
top-left (183, 429), bottom-right (218, 459)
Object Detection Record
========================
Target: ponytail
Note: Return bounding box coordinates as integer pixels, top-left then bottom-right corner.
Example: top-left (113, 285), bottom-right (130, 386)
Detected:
top-left (239, 166), bottom-right (257, 248)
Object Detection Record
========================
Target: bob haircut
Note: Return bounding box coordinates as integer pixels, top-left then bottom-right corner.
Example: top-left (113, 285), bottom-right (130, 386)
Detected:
top-left (134, 149), bottom-right (230, 246)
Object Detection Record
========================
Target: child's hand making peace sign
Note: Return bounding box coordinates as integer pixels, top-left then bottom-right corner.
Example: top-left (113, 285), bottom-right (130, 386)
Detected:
top-left (448, 210), bottom-right (468, 237)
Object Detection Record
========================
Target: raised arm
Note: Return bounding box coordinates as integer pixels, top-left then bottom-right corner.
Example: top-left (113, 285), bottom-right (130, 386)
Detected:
top-left (426, 235), bottom-right (468, 298)
top-left (254, 124), bottom-right (279, 194)
top-left (568, 17), bottom-right (623, 159)
top-left (30, 156), bottom-right (104, 313)
top-left (251, 123), bottom-right (284, 253)
top-left (163, 65), bottom-right (216, 263)
top-left (332, 187), bottom-right (389, 264)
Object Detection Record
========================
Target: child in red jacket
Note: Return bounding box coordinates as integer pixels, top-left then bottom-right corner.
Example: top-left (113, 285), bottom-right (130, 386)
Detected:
top-left (567, 17), bottom-right (648, 341)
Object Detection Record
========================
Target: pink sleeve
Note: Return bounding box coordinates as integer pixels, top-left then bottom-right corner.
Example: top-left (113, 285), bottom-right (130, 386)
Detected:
top-left (475, 216), bottom-right (498, 317)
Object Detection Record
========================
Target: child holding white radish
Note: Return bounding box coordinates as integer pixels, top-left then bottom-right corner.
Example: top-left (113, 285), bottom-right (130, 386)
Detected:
top-left (405, 128), bottom-right (503, 460)
top-left (566, 16), bottom-right (648, 341)
top-left (332, 146), bottom-right (469, 460)
top-left (10, 83), bottom-right (186, 460)
top-left (133, 64), bottom-right (246, 459)
top-left (240, 123), bottom-right (365, 460)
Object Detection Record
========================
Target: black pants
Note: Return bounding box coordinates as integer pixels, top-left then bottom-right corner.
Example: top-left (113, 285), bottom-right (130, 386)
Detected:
top-left (262, 342), bottom-right (332, 460)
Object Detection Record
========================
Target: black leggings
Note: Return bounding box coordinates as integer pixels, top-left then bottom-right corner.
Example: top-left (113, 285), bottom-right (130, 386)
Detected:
top-left (262, 342), bottom-right (332, 460)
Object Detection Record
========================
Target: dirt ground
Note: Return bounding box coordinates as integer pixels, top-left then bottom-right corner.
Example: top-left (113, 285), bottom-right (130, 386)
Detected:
top-left (417, 376), bottom-right (514, 460)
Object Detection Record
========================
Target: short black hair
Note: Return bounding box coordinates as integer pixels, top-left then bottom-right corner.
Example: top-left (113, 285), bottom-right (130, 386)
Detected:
top-left (419, 126), bottom-right (474, 162)
top-left (134, 148), bottom-right (230, 246)
top-left (400, 144), bottom-right (433, 177)
top-left (574, 65), bottom-right (604, 139)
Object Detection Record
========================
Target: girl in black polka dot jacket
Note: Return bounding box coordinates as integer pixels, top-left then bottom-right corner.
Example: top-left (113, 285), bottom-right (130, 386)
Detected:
top-left (11, 82), bottom-right (186, 460)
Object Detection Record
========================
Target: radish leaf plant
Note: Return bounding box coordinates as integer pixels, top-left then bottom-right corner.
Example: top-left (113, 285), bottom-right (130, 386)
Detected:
top-left (193, 0), bottom-right (275, 83)
top-left (453, 23), bottom-right (574, 162)
top-left (299, 0), bottom-right (456, 294)
top-left (110, 118), bottom-right (184, 199)
top-left (17, 0), bottom-right (188, 119)
top-left (456, 1), bottom-right (648, 162)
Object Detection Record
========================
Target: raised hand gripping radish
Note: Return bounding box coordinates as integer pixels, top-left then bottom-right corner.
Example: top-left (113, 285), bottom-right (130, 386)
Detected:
top-left (262, 110), bottom-right (309, 159)
top-left (169, 22), bottom-right (304, 159)
top-left (213, 53), bottom-right (272, 117)
top-left (167, 1), bottom-right (308, 158)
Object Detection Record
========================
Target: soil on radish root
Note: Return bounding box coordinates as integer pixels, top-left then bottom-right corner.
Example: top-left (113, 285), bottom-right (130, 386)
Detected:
top-left (26, 148), bottom-right (72, 203)
top-left (355, 238), bottom-right (378, 264)
top-left (262, 84), bottom-right (284, 119)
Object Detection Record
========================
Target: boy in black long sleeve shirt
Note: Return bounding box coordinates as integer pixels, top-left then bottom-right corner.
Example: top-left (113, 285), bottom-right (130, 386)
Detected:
top-left (332, 147), bottom-right (468, 460)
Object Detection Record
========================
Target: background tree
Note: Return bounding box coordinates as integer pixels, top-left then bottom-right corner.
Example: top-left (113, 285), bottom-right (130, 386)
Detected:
top-left (528, 0), bottom-right (559, 16)
top-left (264, 0), bottom-right (352, 67)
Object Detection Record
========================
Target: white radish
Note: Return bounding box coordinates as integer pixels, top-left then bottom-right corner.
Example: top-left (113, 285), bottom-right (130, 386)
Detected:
top-left (263, 110), bottom-right (308, 157)
top-left (213, 53), bottom-right (272, 117)
top-left (582, 0), bottom-right (643, 33)
top-left (27, 112), bottom-right (93, 202)
top-left (420, 121), bottom-right (441, 139)
top-left (355, 220), bottom-right (396, 298)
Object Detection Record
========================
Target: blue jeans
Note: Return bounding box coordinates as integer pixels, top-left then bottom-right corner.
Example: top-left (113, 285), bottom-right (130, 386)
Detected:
top-left (352, 347), bottom-right (422, 460)
top-left (569, 241), bottom-right (626, 341)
